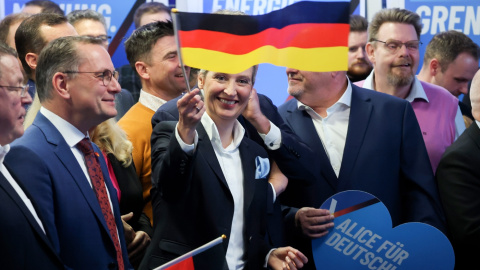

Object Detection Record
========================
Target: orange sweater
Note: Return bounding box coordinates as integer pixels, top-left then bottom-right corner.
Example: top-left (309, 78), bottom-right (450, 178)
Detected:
top-left (118, 102), bottom-right (155, 223)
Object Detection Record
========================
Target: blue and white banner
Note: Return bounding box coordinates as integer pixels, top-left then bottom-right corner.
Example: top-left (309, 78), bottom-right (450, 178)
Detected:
top-left (387, 0), bottom-right (480, 73)
top-left (312, 190), bottom-right (455, 270)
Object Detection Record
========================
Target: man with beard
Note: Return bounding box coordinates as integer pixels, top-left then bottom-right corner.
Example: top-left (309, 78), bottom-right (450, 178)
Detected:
top-left (356, 8), bottom-right (464, 173)
top-left (347, 15), bottom-right (372, 82)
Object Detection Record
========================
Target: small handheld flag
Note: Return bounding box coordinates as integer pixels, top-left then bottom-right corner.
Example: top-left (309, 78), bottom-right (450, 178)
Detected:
top-left (155, 235), bottom-right (227, 270)
top-left (172, 1), bottom-right (350, 74)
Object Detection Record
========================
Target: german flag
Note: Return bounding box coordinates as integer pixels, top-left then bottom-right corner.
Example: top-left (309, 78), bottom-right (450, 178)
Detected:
top-left (174, 1), bottom-right (350, 74)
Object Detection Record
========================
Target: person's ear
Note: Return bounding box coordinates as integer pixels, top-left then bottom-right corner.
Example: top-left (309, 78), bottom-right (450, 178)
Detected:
top-left (52, 72), bottom-right (71, 99)
top-left (197, 74), bottom-right (205, 89)
top-left (135, 61), bottom-right (149, 80)
top-left (366, 43), bottom-right (375, 64)
top-left (25, 52), bottom-right (38, 74)
top-left (429, 59), bottom-right (440, 76)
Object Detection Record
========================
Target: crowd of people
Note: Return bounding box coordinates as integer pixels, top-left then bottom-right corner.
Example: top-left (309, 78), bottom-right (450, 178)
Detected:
top-left (0, 1), bottom-right (479, 270)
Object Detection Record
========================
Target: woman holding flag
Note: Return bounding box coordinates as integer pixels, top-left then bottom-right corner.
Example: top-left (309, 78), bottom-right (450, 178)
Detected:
top-left (144, 66), bottom-right (308, 270)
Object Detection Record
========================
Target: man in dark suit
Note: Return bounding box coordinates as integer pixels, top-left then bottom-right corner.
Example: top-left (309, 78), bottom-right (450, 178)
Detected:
top-left (278, 69), bottom-right (447, 269)
top-left (5, 36), bottom-right (132, 269)
top-left (436, 69), bottom-right (480, 270)
top-left (0, 42), bottom-right (64, 269)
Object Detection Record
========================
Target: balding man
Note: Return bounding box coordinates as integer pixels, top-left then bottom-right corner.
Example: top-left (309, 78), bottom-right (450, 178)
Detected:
top-left (436, 69), bottom-right (480, 270)
top-left (279, 68), bottom-right (446, 269)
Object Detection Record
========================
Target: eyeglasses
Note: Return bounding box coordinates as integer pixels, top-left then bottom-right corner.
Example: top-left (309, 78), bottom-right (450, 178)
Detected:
top-left (0, 84), bottom-right (29, 97)
top-left (84, 35), bottom-right (111, 42)
top-left (373, 39), bottom-right (422, 54)
top-left (63, 70), bottom-right (119, 86)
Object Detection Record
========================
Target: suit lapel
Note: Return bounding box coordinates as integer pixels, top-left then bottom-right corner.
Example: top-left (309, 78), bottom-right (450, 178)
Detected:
top-left (238, 139), bottom-right (256, 213)
top-left (285, 104), bottom-right (338, 189)
top-left (467, 123), bottom-right (480, 150)
top-left (337, 85), bottom-right (372, 187)
top-left (36, 113), bottom-right (111, 235)
top-left (0, 170), bottom-right (58, 255)
top-left (196, 124), bottom-right (230, 190)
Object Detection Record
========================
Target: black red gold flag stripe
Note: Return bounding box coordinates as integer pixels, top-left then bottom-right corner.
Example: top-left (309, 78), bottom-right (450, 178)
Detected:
top-left (174, 1), bottom-right (350, 73)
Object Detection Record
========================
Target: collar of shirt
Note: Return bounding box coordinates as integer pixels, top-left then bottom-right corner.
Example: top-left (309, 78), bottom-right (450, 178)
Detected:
top-left (40, 107), bottom-right (87, 148)
top-left (139, 89), bottom-right (167, 112)
top-left (405, 77), bottom-right (429, 103)
top-left (363, 70), bottom-right (429, 103)
top-left (297, 77), bottom-right (353, 116)
top-left (200, 112), bottom-right (245, 152)
top-left (0, 144), bottom-right (10, 165)
top-left (476, 120), bottom-right (480, 130)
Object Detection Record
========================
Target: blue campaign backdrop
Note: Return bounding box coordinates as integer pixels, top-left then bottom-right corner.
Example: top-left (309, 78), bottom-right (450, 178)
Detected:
top-left (2, 0), bottom-right (146, 76)
top-left (1, 0), bottom-right (353, 106)
top-left (3, 0), bottom-right (478, 105)
top-left (312, 190), bottom-right (455, 270)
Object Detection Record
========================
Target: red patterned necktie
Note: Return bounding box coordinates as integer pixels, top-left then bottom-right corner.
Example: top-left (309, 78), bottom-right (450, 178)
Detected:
top-left (77, 138), bottom-right (124, 270)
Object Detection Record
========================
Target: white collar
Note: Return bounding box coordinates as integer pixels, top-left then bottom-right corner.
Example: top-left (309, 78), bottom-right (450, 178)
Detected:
top-left (0, 144), bottom-right (10, 165)
top-left (363, 70), bottom-right (429, 103)
top-left (200, 112), bottom-right (245, 152)
top-left (139, 89), bottom-right (167, 112)
top-left (297, 77), bottom-right (353, 112)
top-left (39, 107), bottom-right (88, 147)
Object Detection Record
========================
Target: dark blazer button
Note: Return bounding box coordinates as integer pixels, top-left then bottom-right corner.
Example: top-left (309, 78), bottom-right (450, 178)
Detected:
top-left (108, 262), bottom-right (116, 269)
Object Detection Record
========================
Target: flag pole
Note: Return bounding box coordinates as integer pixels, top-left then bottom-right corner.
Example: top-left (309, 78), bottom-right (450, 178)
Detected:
top-left (171, 8), bottom-right (191, 93)
top-left (154, 235), bottom-right (227, 270)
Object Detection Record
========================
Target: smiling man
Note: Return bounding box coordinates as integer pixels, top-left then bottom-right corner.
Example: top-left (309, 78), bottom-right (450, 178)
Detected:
top-left (356, 8), bottom-right (465, 173)
top-left (118, 21), bottom-right (190, 224)
top-left (5, 36), bottom-right (132, 269)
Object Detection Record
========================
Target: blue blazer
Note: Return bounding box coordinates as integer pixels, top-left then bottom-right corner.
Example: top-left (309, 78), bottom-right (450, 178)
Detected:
top-left (5, 112), bottom-right (132, 270)
top-left (0, 166), bottom-right (65, 269)
top-left (279, 84), bottom-right (446, 230)
top-left (279, 84), bottom-right (447, 269)
top-left (141, 121), bottom-right (271, 270)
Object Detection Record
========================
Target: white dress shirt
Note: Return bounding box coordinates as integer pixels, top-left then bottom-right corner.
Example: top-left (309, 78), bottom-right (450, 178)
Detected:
top-left (296, 80), bottom-right (352, 177)
top-left (139, 89), bottom-right (167, 112)
top-left (0, 144), bottom-right (45, 233)
top-left (176, 113), bottom-right (246, 269)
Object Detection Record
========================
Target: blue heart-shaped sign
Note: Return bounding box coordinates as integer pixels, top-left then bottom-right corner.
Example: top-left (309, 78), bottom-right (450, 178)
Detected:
top-left (312, 190), bottom-right (455, 269)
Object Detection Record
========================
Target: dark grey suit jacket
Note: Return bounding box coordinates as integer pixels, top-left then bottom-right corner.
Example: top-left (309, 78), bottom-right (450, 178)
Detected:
top-left (436, 122), bottom-right (480, 270)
